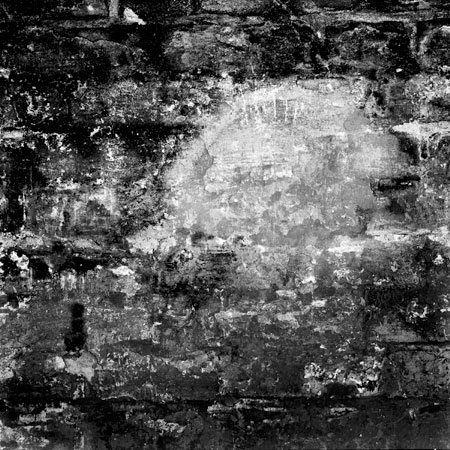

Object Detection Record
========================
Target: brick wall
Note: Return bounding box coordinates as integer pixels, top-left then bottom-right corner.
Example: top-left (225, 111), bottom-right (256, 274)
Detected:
top-left (1, 0), bottom-right (450, 448)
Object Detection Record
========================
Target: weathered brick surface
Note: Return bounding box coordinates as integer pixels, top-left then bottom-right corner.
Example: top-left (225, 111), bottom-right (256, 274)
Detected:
top-left (1, 0), bottom-right (450, 448)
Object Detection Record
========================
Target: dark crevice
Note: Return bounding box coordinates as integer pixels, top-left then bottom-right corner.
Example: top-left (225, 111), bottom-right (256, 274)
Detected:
top-left (370, 174), bottom-right (420, 194)
top-left (64, 302), bottom-right (87, 352)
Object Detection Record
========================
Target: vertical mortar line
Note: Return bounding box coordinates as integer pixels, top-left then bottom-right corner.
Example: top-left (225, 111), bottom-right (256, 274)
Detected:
top-left (192, 0), bottom-right (201, 13)
top-left (109, 0), bottom-right (119, 19)
top-left (293, 101), bottom-right (298, 123)
top-left (405, 19), bottom-right (418, 60)
top-left (273, 94), bottom-right (277, 119)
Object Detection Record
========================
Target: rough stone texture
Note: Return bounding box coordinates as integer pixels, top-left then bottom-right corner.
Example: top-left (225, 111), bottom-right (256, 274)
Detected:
top-left (1, 0), bottom-right (450, 448)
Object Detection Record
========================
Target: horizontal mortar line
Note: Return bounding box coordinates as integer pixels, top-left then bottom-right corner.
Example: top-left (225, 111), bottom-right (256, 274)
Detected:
top-left (378, 340), bottom-right (450, 348)
top-left (2, 340), bottom-right (450, 352)
top-left (6, 10), bottom-right (449, 34)
top-left (0, 249), bottom-right (137, 258)
top-left (0, 347), bottom-right (59, 352)
top-left (0, 310), bottom-right (155, 317)
top-left (0, 312), bottom-right (151, 316)
top-left (3, 394), bottom-right (450, 409)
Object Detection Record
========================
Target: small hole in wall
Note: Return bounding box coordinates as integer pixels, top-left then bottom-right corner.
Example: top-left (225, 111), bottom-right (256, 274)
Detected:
top-left (420, 141), bottom-right (428, 159)
top-left (64, 302), bottom-right (87, 353)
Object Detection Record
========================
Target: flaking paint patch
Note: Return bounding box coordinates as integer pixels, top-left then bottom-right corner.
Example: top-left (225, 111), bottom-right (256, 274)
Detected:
top-left (129, 79), bottom-right (407, 298)
top-left (64, 351), bottom-right (97, 382)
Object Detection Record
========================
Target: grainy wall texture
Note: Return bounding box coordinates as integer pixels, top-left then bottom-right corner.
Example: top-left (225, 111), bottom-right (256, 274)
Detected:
top-left (1, 0), bottom-right (450, 448)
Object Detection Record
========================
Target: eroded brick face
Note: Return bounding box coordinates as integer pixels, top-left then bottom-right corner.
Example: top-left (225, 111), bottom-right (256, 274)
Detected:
top-left (1, 1), bottom-right (450, 448)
